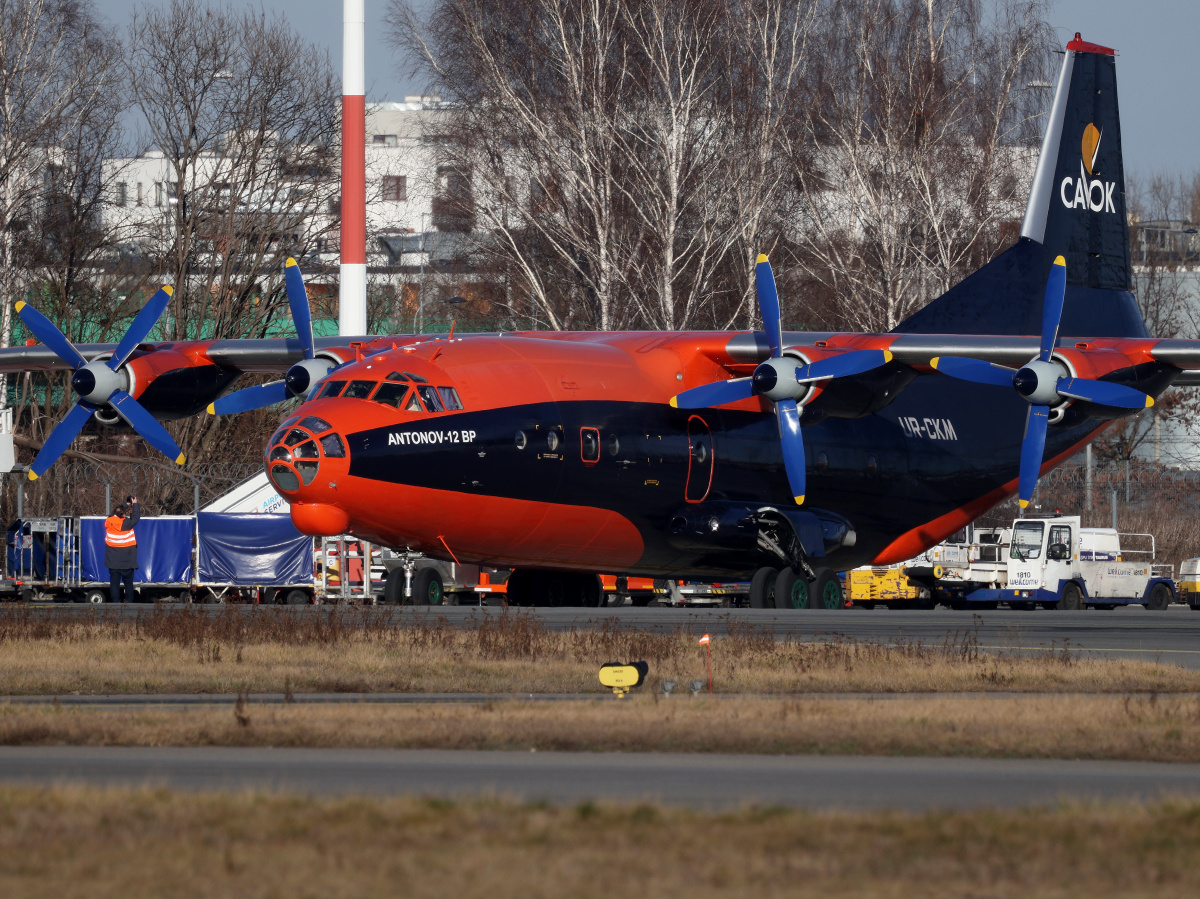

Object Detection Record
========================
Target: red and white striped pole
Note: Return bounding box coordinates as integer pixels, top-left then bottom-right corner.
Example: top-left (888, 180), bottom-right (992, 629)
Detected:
top-left (340, 0), bottom-right (367, 336)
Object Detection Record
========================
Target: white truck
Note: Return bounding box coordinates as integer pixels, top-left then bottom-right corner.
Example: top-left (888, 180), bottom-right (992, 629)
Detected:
top-left (960, 516), bottom-right (1175, 610)
top-left (903, 524), bottom-right (1012, 608)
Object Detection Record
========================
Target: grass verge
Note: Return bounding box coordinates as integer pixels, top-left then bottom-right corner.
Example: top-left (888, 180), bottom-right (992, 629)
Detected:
top-left (0, 605), bottom-right (1194, 695)
top-left (3, 786), bottom-right (1200, 898)
top-left (5, 694), bottom-right (1200, 760)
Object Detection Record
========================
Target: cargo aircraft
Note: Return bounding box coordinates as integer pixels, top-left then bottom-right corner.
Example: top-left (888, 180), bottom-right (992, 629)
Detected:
top-left (4, 34), bottom-right (1198, 608)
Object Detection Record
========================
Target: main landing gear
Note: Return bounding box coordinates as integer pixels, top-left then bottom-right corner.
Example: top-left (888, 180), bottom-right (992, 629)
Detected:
top-left (505, 569), bottom-right (605, 607)
top-left (748, 565), bottom-right (845, 610)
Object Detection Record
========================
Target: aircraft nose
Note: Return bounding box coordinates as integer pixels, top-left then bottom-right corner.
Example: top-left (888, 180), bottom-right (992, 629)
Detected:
top-left (264, 414), bottom-right (347, 502)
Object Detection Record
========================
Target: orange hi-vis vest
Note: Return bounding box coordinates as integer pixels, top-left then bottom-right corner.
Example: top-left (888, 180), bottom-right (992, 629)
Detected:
top-left (105, 516), bottom-right (136, 548)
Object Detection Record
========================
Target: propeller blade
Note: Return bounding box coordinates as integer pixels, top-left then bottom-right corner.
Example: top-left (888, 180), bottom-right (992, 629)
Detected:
top-left (109, 286), bottom-right (174, 371)
top-left (755, 254), bottom-right (782, 359)
top-left (108, 390), bottom-right (185, 465)
top-left (671, 378), bottom-right (755, 410)
top-left (930, 356), bottom-right (1017, 389)
top-left (1039, 255), bottom-right (1067, 363)
top-left (796, 349), bottom-right (893, 384)
top-left (15, 301), bottom-right (87, 370)
top-left (26, 401), bottom-right (96, 480)
top-left (1056, 377), bottom-right (1154, 410)
top-left (285, 258), bottom-right (315, 360)
top-left (1017, 404), bottom-right (1050, 509)
top-left (775, 398), bottom-right (806, 505)
top-left (207, 380), bottom-right (291, 415)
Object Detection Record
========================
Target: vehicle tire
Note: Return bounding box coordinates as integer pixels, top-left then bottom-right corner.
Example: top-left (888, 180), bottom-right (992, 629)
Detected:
top-left (749, 566), bottom-right (779, 609)
top-left (1092, 603), bottom-right (1116, 611)
top-left (774, 567), bottom-right (808, 610)
top-left (629, 594), bottom-right (653, 607)
top-left (84, 589), bottom-right (106, 605)
top-left (1010, 601), bottom-right (1036, 611)
top-left (1146, 582), bottom-right (1172, 611)
top-left (285, 589), bottom-right (310, 605)
top-left (412, 567), bottom-right (444, 606)
top-left (811, 568), bottom-right (844, 610)
top-left (1057, 582), bottom-right (1084, 611)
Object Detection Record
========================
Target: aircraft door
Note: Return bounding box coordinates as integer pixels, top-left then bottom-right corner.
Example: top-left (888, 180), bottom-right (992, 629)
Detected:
top-left (686, 416), bottom-right (714, 503)
top-left (1045, 522), bottom-right (1074, 593)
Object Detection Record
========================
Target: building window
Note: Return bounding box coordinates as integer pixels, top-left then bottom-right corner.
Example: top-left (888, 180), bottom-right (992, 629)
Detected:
top-left (382, 175), bottom-right (407, 202)
top-left (136, 182), bottom-right (143, 206)
top-left (373, 134), bottom-right (399, 147)
top-left (155, 182), bottom-right (165, 207)
top-left (114, 182), bottom-right (127, 207)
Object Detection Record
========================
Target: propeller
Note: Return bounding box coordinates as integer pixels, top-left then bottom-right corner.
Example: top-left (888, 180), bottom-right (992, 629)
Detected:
top-left (672, 254), bottom-right (893, 505)
top-left (16, 286), bottom-right (185, 480)
top-left (930, 254), bottom-right (1153, 508)
top-left (207, 258), bottom-right (332, 415)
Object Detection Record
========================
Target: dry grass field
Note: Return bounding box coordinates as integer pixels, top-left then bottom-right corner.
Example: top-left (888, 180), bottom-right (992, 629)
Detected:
top-left (2, 786), bottom-right (1200, 898)
top-left (3, 693), bottom-right (1200, 761)
top-left (0, 605), bottom-right (1194, 695)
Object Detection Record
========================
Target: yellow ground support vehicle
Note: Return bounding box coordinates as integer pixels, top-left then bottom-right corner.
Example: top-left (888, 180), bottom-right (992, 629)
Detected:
top-left (845, 565), bottom-right (933, 608)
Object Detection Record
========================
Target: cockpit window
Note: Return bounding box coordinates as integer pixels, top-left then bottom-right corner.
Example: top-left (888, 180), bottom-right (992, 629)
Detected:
top-left (404, 392), bottom-right (423, 412)
top-left (405, 371), bottom-right (428, 383)
top-left (386, 371), bottom-right (410, 382)
top-left (283, 428), bottom-right (310, 447)
top-left (343, 380), bottom-right (375, 399)
top-left (294, 440), bottom-right (319, 459)
top-left (299, 416), bottom-right (332, 434)
top-left (371, 382), bottom-right (410, 409)
top-left (317, 380), bottom-right (346, 399)
top-left (417, 385), bottom-right (444, 412)
top-left (437, 386), bottom-right (464, 411)
top-left (320, 433), bottom-right (346, 457)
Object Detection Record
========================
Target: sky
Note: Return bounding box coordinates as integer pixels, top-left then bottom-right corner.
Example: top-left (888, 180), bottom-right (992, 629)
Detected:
top-left (92, 0), bottom-right (1198, 177)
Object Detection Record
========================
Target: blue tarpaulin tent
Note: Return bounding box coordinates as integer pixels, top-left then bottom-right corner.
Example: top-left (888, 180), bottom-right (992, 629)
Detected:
top-left (80, 516), bottom-right (193, 584)
top-left (196, 513), bottom-right (312, 586)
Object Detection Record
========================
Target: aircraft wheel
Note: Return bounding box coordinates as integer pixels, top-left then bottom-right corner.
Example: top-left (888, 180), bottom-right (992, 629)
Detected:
top-left (748, 567), bottom-right (778, 609)
top-left (1146, 583), bottom-right (1172, 611)
top-left (579, 574), bottom-right (604, 608)
top-left (774, 568), bottom-right (808, 610)
top-left (1056, 582), bottom-right (1084, 611)
top-left (811, 568), bottom-right (844, 609)
top-left (384, 569), bottom-right (407, 604)
top-left (504, 570), bottom-right (532, 606)
top-left (412, 567), bottom-right (444, 606)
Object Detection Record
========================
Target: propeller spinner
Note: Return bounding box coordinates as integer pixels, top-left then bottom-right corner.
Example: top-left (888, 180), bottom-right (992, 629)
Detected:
top-left (15, 286), bottom-right (185, 479)
top-left (207, 258), bottom-right (333, 415)
top-left (671, 254), bottom-right (893, 505)
top-left (930, 255), bottom-right (1153, 508)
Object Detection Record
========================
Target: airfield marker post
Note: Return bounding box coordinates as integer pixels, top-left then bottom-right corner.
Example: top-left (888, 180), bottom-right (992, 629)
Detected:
top-left (699, 633), bottom-right (712, 694)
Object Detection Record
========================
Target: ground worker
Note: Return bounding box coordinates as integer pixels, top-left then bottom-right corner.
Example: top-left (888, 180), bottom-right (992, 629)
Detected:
top-left (105, 495), bottom-right (141, 603)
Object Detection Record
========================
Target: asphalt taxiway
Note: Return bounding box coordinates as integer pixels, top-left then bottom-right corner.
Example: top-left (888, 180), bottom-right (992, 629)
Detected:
top-left (2, 746), bottom-right (1199, 810)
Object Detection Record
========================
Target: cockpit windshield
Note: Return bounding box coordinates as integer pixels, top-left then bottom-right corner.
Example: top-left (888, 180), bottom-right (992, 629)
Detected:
top-left (1010, 521), bottom-right (1044, 561)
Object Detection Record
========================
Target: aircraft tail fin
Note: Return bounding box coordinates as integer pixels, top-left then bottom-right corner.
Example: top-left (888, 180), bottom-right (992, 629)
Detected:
top-left (894, 33), bottom-right (1146, 338)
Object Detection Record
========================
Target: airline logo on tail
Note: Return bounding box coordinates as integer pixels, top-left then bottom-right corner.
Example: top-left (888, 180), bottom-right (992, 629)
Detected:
top-left (1060, 123), bottom-right (1116, 213)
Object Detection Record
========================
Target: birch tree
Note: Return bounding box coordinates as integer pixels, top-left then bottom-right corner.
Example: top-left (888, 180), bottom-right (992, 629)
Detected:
top-left (0, 0), bottom-right (123, 408)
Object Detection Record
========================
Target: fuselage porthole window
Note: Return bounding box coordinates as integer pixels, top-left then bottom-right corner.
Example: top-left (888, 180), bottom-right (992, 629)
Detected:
top-left (515, 431), bottom-right (528, 450)
top-left (546, 430), bottom-right (560, 452)
top-left (581, 428), bottom-right (600, 462)
top-left (608, 434), bottom-right (620, 456)
top-left (816, 451), bottom-right (829, 472)
top-left (866, 454), bottom-right (878, 476)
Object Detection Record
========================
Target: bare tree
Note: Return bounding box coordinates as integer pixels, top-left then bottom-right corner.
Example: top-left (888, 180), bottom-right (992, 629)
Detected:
top-left (389, 0), bottom-right (818, 332)
top-left (124, 0), bottom-right (340, 472)
top-left (0, 0), bottom-right (124, 408)
top-left (782, 0), bottom-right (1053, 332)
